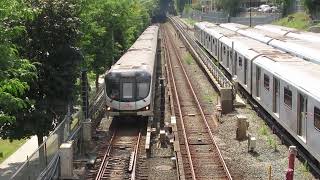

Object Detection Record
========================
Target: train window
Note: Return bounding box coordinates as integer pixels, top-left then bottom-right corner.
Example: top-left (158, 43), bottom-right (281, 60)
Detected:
top-left (284, 87), bottom-right (292, 109)
top-left (314, 107), bottom-right (320, 131)
top-left (137, 83), bottom-right (149, 99)
top-left (264, 74), bottom-right (270, 91)
top-left (122, 83), bottom-right (133, 99)
top-left (223, 47), bottom-right (226, 55)
top-left (238, 57), bottom-right (243, 67)
top-left (105, 77), bottom-right (120, 101)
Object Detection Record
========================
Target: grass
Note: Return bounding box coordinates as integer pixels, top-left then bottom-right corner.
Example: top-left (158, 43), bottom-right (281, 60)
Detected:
top-left (273, 12), bottom-right (312, 30)
top-left (203, 94), bottom-right (214, 103)
top-left (297, 161), bottom-right (313, 179)
top-left (185, 53), bottom-right (194, 65)
top-left (259, 124), bottom-right (269, 136)
top-left (0, 139), bottom-right (27, 163)
top-left (182, 18), bottom-right (197, 26)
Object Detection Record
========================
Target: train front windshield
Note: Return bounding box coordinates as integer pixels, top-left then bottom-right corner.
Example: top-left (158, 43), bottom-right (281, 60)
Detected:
top-left (105, 71), bottom-right (151, 102)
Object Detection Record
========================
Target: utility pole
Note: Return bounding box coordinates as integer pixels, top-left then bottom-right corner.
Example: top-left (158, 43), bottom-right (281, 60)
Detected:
top-left (249, 0), bottom-right (252, 27)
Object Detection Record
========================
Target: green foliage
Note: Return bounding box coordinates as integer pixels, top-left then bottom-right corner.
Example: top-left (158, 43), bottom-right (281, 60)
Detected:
top-left (0, 0), bottom-right (159, 144)
top-left (273, 12), bottom-right (312, 30)
top-left (297, 161), bottom-right (313, 179)
top-left (80, 0), bottom-right (155, 89)
top-left (183, 4), bottom-right (193, 15)
top-left (259, 124), bottom-right (269, 136)
top-left (175, 0), bottom-right (187, 13)
top-left (185, 53), bottom-right (193, 65)
top-left (1, 0), bottom-right (82, 142)
top-left (216, 0), bottom-right (240, 16)
top-left (0, 0), bottom-right (37, 130)
top-left (303, 0), bottom-right (320, 18)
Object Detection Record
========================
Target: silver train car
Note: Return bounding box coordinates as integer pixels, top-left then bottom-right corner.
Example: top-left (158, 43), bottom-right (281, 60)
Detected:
top-left (195, 22), bottom-right (320, 165)
top-left (219, 23), bottom-right (320, 65)
top-left (104, 25), bottom-right (159, 116)
top-left (255, 24), bottom-right (320, 44)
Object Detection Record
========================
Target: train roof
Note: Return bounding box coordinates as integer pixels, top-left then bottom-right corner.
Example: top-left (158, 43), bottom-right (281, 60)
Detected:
top-left (201, 22), bottom-right (301, 62)
top-left (195, 22), bottom-right (218, 30)
top-left (255, 24), bottom-right (296, 36)
top-left (110, 25), bottom-right (158, 73)
top-left (255, 24), bottom-right (320, 43)
top-left (255, 57), bottom-right (320, 101)
top-left (219, 23), bottom-right (248, 32)
top-left (220, 23), bottom-right (320, 65)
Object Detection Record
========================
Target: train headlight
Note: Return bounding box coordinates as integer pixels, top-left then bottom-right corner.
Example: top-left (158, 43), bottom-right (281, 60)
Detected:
top-left (107, 106), bottom-right (111, 111)
top-left (145, 106), bottom-right (149, 110)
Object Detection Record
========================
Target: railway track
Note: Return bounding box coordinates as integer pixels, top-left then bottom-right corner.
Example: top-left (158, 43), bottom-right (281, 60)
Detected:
top-left (169, 16), bottom-right (320, 178)
top-left (162, 24), bottom-right (232, 180)
top-left (86, 120), bottom-right (146, 180)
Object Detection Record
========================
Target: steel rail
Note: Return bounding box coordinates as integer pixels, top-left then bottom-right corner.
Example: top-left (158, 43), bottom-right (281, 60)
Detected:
top-left (164, 23), bottom-right (233, 179)
top-left (163, 27), bottom-right (197, 180)
top-left (95, 130), bottom-right (116, 180)
top-left (163, 30), bottom-right (175, 115)
top-left (130, 131), bottom-right (142, 180)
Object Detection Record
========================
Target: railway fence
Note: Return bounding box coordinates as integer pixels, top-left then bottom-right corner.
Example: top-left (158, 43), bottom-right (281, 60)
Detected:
top-left (11, 81), bottom-right (106, 179)
top-left (183, 10), bottom-right (281, 26)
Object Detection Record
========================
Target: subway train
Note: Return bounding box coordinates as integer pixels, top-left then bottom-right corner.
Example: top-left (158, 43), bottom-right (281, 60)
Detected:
top-left (104, 25), bottom-right (159, 116)
top-left (195, 22), bottom-right (320, 165)
top-left (255, 24), bottom-right (320, 43)
top-left (218, 23), bottom-right (320, 65)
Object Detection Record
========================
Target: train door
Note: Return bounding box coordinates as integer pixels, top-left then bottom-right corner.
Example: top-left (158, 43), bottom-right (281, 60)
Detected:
top-left (297, 93), bottom-right (307, 140)
top-left (273, 77), bottom-right (280, 114)
top-left (227, 48), bottom-right (230, 68)
top-left (244, 58), bottom-right (248, 85)
top-left (215, 39), bottom-right (218, 57)
top-left (256, 66), bottom-right (261, 97)
top-left (233, 52), bottom-right (238, 76)
top-left (220, 43), bottom-right (223, 62)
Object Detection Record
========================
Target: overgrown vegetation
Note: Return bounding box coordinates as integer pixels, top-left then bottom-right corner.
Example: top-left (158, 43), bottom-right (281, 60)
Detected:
top-left (297, 161), bottom-right (313, 179)
top-left (185, 53), bottom-right (194, 65)
top-left (259, 123), bottom-right (278, 151)
top-left (273, 12), bottom-right (312, 30)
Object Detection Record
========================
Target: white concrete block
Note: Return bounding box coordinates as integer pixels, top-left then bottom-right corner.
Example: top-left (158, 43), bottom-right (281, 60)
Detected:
top-left (59, 141), bottom-right (73, 178)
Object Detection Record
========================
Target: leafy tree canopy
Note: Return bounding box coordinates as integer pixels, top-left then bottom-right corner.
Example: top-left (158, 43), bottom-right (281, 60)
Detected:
top-left (0, 0), bottom-right (37, 138)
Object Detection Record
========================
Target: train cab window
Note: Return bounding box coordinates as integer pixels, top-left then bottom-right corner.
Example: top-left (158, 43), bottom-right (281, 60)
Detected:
top-left (284, 87), bottom-right (292, 109)
top-left (264, 74), bottom-right (270, 91)
top-left (137, 83), bottom-right (149, 99)
top-left (238, 57), bottom-right (243, 67)
top-left (122, 83), bottom-right (133, 99)
top-left (314, 107), bottom-right (320, 131)
top-left (105, 76), bottom-right (120, 100)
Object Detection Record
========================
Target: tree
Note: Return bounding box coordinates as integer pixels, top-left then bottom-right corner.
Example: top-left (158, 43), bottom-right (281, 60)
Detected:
top-left (217, 0), bottom-right (240, 16)
top-left (303, 0), bottom-right (320, 19)
top-left (80, 0), bottom-right (155, 90)
top-left (10, 0), bottom-right (82, 145)
top-left (0, 0), bottom-right (37, 139)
